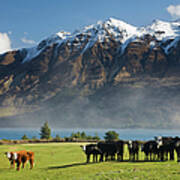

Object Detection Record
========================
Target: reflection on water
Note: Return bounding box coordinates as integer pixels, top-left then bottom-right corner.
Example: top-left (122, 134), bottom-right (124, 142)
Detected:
top-left (0, 128), bottom-right (180, 140)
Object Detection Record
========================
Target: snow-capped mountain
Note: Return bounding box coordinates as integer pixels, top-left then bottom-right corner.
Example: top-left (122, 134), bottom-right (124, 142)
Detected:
top-left (19, 17), bottom-right (180, 64)
top-left (1, 17), bottom-right (180, 128)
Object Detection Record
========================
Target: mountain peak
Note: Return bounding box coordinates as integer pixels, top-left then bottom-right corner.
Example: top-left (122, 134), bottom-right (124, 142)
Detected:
top-left (105, 17), bottom-right (135, 27)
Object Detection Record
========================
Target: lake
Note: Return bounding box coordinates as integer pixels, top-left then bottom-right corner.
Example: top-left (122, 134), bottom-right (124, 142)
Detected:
top-left (0, 128), bottom-right (180, 140)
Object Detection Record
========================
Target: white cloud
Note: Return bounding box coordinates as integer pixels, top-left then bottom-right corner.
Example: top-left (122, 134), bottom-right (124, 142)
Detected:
top-left (8, 31), bottom-right (12, 35)
top-left (167, 5), bottom-right (180, 18)
top-left (21, 37), bottom-right (36, 45)
top-left (0, 33), bottom-right (11, 54)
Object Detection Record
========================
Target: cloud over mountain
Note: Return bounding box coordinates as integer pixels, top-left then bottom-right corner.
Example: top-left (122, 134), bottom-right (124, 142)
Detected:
top-left (0, 32), bottom-right (11, 54)
top-left (167, 4), bottom-right (180, 18)
top-left (21, 37), bottom-right (36, 45)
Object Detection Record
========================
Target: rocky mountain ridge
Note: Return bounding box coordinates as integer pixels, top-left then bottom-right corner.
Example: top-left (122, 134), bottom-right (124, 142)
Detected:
top-left (1, 17), bottom-right (180, 128)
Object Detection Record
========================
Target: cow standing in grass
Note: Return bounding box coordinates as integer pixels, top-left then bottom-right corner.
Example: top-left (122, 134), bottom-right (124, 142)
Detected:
top-left (127, 140), bottom-right (139, 161)
top-left (97, 141), bottom-right (117, 162)
top-left (155, 136), bottom-right (175, 161)
top-left (5, 150), bottom-right (34, 171)
top-left (141, 140), bottom-right (158, 161)
top-left (116, 140), bottom-right (124, 161)
top-left (173, 137), bottom-right (180, 162)
top-left (80, 144), bottom-right (102, 163)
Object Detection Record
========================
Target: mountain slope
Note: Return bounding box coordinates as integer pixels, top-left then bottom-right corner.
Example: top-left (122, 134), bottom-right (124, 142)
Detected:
top-left (1, 17), bottom-right (180, 128)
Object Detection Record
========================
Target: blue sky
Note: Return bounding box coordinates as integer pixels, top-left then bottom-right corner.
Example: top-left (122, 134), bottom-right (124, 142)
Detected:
top-left (0, 0), bottom-right (180, 52)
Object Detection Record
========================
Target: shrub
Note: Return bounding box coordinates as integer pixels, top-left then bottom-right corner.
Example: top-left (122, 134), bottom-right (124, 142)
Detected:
top-left (104, 131), bottom-right (119, 141)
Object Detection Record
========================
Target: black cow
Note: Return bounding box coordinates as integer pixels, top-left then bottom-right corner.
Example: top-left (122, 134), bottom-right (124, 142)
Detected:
top-left (97, 141), bottom-right (117, 162)
top-left (141, 140), bottom-right (158, 161)
top-left (173, 137), bottom-right (180, 162)
top-left (80, 144), bottom-right (102, 163)
top-left (116, 140), bottom-right (124, 161)
top-left (155, 136), bottom-right (175, 161)
top-left (127, 140), bottom-right (139, 161)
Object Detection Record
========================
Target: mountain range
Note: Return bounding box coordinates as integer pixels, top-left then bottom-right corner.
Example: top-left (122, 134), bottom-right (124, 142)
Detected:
top-left (1, 17), bottom-right (180, 128)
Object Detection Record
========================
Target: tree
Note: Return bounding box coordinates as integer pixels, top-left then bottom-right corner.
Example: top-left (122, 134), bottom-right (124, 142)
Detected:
top-left (40, 122), bottom-right (51, 139)
top-left (54, 134), bottom-right (61, 141)
top-left (93, 133), bottom-right (100, 141)
top-left (70, 131), bottom-right (81, 139)
top-left (80, 131), bottom-right (86, 139)
top-left (104, 131), bottom-right (119, 141)
top-left (21, 134), bottom-right (28, 140)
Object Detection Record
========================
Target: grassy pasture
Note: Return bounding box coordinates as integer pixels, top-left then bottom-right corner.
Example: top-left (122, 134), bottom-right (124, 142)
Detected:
top-left (0, 143), bottom-right (180, 179)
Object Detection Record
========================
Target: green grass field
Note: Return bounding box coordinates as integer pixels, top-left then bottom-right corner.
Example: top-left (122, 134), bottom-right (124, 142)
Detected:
top-left (1, 143), bottom-right (180, 180)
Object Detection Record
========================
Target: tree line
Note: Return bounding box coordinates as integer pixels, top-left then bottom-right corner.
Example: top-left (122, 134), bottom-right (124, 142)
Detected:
top-left (21, 122), bottom-right (120, 141)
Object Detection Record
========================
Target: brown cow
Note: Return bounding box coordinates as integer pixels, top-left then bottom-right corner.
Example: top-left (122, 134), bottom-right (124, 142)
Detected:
top-left (5, 150), bottom-right (34, 171)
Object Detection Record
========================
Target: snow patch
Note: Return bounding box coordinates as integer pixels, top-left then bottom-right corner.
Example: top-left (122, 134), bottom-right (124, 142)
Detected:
top-left (21, 17), bottom-right (180, 63)
top-left (164, 37), bottom-right (180, 54)
top-left (22, 47), bottom-right (41, 63)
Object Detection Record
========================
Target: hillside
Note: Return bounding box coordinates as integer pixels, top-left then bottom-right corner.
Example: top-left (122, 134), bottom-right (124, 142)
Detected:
top-left (1, 18), bottom-right (180, 128)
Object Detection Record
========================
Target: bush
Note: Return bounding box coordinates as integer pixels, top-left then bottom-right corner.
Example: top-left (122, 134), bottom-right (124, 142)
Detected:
top-left (93, 133), bottom-right (100, 141)
top-left (54, 134), bottom-right (61, 141)
top-left (104, 131), bottom-right (119, 141)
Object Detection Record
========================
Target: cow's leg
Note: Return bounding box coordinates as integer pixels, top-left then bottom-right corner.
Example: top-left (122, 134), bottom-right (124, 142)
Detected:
top-left (150, 152), bottom-right (152, 161)
top-left (86, 154), bottom-right (90, 163)
top-left (161, 151), bottom-right (164, 161)
top-left (10, 160), bottom-right (15, 168)
top-left (105, 153), bottom-right (108, 161)
top-left (29, 158), bottom-right (34, 169)
top-left (16, 160), bottom-right (21, 171)
top-left (99, 153), bottom-right (103, 162)
top-left (96, 154), bottom-right (98, 162)
top-left (22, 158), bottom-right (27, 169)
top-left (133, 153), bottom-right (135, 161)
top-left (136, 152), bottom-right (139, 161)
top-left (177, 151), bottom-right (180, 162)
top-left (117, 153), bottom-right (120, 161)
top-left (22, 162), bottom-right (24, 169)
top-left (145, 152), bottom-right (148, 161)
top-left (170, 149), bottom-right (174, 160)
top-left (93, 154), bottom-right (95, 162)
top-left (165, 151), bottom-right (168, 161)
top-left (111, 153), bottom-right (115, 161)
top-left (119, 152), bottom-right (123, 161)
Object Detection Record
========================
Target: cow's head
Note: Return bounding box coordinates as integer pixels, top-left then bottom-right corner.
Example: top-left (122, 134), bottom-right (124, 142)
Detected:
top-left (155, 136), bottom-right (162, 141)
top-left (80, 145), bottom-right (86, 152)
top-left (5, 152), bottom-right (11, 159)
top-left (5, 152), bottom-right (18, 160)
top-left (155, 136), bottom-right (163, 149)
top-left (128, 140), bottom-right (133, 149)
top-left (175, 141), bottom-right (180, 148)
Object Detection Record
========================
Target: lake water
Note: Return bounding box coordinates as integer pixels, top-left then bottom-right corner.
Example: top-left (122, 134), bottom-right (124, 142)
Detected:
top-left (0, 128), bottom-right (180, 140)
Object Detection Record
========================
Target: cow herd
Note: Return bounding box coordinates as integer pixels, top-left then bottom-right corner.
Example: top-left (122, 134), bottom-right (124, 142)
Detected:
top-left (81, 136), bottom-right (180, 163)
